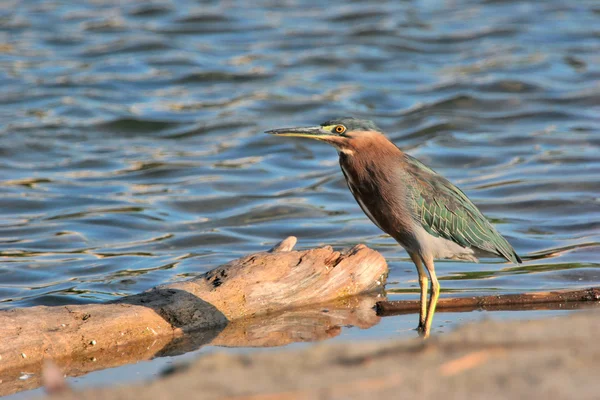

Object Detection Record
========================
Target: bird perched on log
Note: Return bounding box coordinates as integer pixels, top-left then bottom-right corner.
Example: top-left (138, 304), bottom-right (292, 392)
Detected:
top-left (266, 117), bottom-right (521, 337)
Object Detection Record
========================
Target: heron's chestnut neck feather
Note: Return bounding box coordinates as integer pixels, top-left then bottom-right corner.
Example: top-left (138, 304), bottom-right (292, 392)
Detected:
top-left (336, 132), bottom-right (402, 181)
top-left (333, 131), bottom-right (416, 245)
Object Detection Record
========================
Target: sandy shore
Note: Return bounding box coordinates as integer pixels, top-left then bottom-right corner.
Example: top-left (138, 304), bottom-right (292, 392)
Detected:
top-left (48, 309), bottom-right (600, 400)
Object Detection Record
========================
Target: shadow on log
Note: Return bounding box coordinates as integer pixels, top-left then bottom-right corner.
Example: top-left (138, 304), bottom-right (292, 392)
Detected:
top-left (0, 237), bottom-right (388, 397)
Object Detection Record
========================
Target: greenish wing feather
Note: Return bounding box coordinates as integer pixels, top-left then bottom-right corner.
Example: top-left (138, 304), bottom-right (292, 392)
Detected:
top-left (403, 154), bottom-right (521, 264)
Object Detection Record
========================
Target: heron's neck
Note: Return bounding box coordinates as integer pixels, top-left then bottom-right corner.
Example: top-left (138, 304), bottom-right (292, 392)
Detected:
top-left (337, 133), bottom-right (403, 183)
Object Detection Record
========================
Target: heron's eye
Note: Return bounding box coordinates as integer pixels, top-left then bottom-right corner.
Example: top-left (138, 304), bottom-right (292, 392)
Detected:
top-left (334, 125), bottom-right (346, 134)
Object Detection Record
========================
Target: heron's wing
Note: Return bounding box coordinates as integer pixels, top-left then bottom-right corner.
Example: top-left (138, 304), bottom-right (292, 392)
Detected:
top-left (403, 154), bottom-right (521, 264)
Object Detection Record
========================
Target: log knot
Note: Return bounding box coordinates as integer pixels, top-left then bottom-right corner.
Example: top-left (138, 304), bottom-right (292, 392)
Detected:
top-left (203, 268), bottom-right (230, 290)
top-left (269, 236), bottom-right (297, 253)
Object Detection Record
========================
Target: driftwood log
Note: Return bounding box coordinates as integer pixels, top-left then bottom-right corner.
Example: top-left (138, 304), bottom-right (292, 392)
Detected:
top-left (0, 237), bottom-right (388, 396)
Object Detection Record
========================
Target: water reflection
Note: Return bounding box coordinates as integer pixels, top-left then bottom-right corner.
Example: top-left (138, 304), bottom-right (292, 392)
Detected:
top-left (163, 293), bottom-right (382, 356)
top-left (0, 293), bottom-right (382, 396)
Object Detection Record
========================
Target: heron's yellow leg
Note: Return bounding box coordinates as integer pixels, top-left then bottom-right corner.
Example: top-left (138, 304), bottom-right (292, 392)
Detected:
top-left (409, 252), bottom-right (428, 331)
top-left (422, 256), bottom-right (440, 339)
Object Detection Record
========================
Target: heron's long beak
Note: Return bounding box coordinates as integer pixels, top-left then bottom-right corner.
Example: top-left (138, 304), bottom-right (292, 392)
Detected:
top-left (265, 126), bottom-right (330, 140)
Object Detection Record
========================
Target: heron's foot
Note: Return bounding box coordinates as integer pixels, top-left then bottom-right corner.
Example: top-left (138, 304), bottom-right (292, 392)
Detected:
top-left (417, 326), bottom-right (431, 338)
top-left (416, 319), bottom-right (432, 338)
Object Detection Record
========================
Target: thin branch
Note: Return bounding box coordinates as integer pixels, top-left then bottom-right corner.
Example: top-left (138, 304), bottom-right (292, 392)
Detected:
top-left (376, 287), bottom-right (600, 316)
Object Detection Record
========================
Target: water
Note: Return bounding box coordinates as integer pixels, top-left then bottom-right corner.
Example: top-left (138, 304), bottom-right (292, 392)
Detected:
top-left (1, 0), bottom-right (599, 394)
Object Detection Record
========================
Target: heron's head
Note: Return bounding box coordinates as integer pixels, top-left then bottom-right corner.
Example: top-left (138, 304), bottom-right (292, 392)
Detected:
top-left (265, 117), bottom-right (385, 154)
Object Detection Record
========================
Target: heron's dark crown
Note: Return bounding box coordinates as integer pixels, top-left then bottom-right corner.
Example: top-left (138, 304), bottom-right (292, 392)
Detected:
top-left (321, 117), bottom-right (381, 132)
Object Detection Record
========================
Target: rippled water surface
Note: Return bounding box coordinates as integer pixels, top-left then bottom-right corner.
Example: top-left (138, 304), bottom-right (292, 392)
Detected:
top-left (1, 0), bottom-right (600, 341)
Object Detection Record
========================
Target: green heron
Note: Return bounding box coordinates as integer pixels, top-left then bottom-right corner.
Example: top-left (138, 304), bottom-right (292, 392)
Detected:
top-left (266, 117), bottom-right (522, 337)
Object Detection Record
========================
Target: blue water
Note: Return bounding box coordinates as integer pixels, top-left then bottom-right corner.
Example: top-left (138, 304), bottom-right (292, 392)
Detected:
top-left (1, 0), bottom-right (599, 395)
